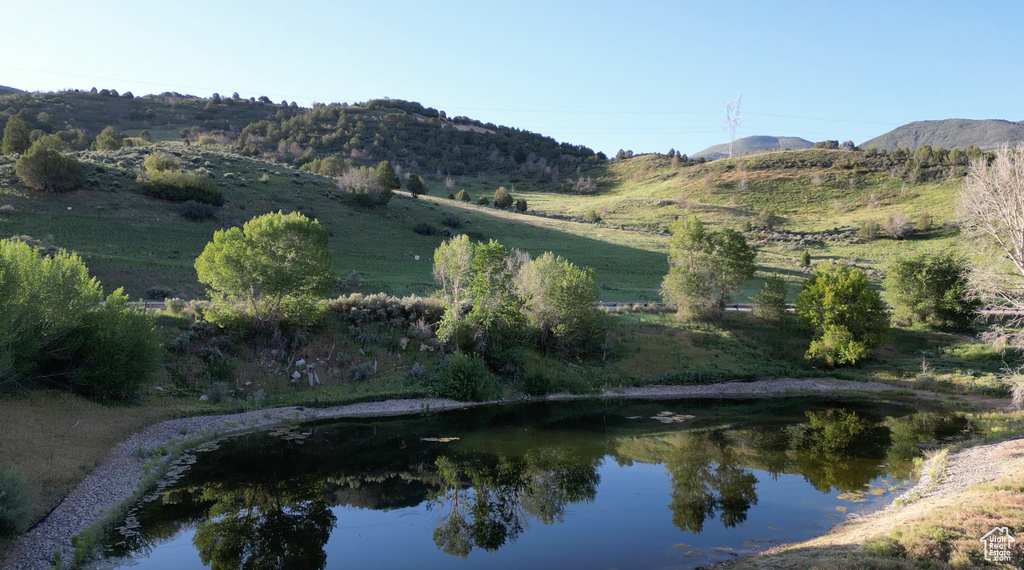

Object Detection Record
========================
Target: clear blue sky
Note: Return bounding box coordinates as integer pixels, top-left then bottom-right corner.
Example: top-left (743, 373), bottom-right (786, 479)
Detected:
top-left (2, 1), bottom-right (1021, 156)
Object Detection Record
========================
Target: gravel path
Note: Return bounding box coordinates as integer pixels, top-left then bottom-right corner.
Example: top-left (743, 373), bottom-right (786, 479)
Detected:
top-left (887, 437), bottom-right (1024, 508)
top-left (0, 378), bottom-right (990, 569)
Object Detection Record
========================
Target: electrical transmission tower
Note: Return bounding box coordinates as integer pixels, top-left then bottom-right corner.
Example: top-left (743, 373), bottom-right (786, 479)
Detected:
top-left (723, 95), bottom-right (742, 158)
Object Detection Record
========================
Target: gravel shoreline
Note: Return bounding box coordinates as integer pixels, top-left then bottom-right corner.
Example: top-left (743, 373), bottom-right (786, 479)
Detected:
top-left (0, 378), bottom-right (994, 569)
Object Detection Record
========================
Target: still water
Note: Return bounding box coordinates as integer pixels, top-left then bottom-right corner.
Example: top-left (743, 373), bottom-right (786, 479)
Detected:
top-left (101, 398), bottom-right (971, 569)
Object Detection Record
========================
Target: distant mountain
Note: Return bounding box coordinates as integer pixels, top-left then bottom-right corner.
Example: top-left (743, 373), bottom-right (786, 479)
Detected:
top-left (0, 85), bottom-right (24, 95)
top-left (860, 119), bottom-right (1024, 151)
top-left (692, 135), bottom-right (813, 160)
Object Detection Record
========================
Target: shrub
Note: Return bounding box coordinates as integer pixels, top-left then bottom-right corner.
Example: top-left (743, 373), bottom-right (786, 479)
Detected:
top-left (15, 144), bottom-right (83, 192)
top-left (858, 219), bottom-right (880, 241)
top-left (514, 198), bottom-right (528, 212)
top-left (144, 286), bottom-right (174, 300)
top-left (516, 252), bottom-right (604, 356)
top-left (412, 222), bottom-right (438, 236)
top-left (455, 189), bottom-right (471, 202)
top-left (0, 467), bottom-right (34, 534)
top-left (179, 200), bottom-right (218, 221)
top-left (71, 289), bottom-right (163, 401)
top-left (476, 195), bottom-right (490, 206)
top-left (916, 213), bottom-right (933, 232)
top-left (752, 275), bottom-right (787, 324)
top-left (429, 353), bottom-right (493, 401)
top-left (882, 212), bottom-right (912, 239)
top-left (204, 381), bottom-right (230, 403)
top-left (752, 208), bottom-right (778, 231)
top-left (143, 151), bottom-right (181, 173)
top-left (138, 169), bottom-right (223, 205)
top-left (440, 212), bottom-right (462, 228)
top-left (884, 252), bottom-right (979, 330)
top-left (2, 116), bottom-right (30, 155)
top-left (796, 261), bottom-right (890, 366)
top-left (583, 209), bottom-right (601, 223)
top-left (93, 126), bottom-right (126, 150)
top-left (165, 297), bottom-right (186, 315)
top-left (493, 187), bottom-right (513, 208)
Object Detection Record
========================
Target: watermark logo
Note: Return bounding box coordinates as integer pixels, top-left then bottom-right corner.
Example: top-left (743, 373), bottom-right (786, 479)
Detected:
top-left (980, 526), bottom-right (1016, 562)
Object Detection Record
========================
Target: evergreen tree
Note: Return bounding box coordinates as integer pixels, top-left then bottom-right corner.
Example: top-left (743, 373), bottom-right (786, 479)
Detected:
top-left (406, 174), bottom-right (426, 197)
top-left (375, 160), bottom-right (400, 191)
top-left (1, 116), bottom-right (31, 155)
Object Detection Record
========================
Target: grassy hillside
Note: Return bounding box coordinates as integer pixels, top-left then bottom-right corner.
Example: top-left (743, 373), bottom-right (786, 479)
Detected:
top-left (0, 144), bottom-right (970, 303)
top-left (861, 118), bottom-right (1024, 151)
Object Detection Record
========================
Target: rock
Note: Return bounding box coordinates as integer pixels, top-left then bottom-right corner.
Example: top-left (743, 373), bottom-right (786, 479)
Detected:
top-left (295, 358), bottom-right (306, 367)
top-left (199, 395), bottom-right (209, 401)
top-left (291, 370), bottom-right (301, 380)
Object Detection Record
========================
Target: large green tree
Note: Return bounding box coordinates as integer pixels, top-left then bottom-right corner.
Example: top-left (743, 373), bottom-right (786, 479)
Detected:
top-left (516, 252), bottom-right (604, 355)
top-left (93, 125), bottom-right (125, 150)
top-left (661, 217), bottom-right (756, 321)
top-left (195, 211), bottom-right (336, 328)
top-left (375, 160), bottom-right (400, 191)
top-left (406, 173), bottom-right (426, 197)
top-left (14, 140), bottom-right (83, 192)
top-left (0, 239), bottom-right (160, 400)
top-left (796, 261), bottom-right (890, 366)
top-left (432, 236), bottom-right (524, 356)
top-left (1, 116), bottom-right (30, 155)
top-left (884, 252), bottom-right (979, 330)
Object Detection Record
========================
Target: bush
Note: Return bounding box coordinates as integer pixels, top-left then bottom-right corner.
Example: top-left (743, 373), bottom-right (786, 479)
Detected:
top-left (514, 198), bottom-right (528, 212)
top-left (93, 126), bottom-right (125, 150)
top-left (0, 467), bottom-right (34, 534)
top-left (752, 275), bottom-right (787, 324)
top-left (858, 219), bottom-right (880, 241)
top-left (204, 381), bottom-right (230, 403)
top-left (412, 222), bottom-right (438, 236)
top-left (14, 144), bottom-right (83, 192)
top-left (796, 261), bottom-right (890, 366)
top-left (583, 209), bottom-right (601, 223)
top-left (884, 252), bottom-right (979, 330)
top-left (440, 212), bottom-right (462, 228)
top-left (455, 189), bottom-right (471, 202)
top-left (493, 187), bottom-right (513, 208)
top-left (429, 353), bottom-right (493, 401)
top-left (71, 289), bottom-right (163, 401)
top-left (179, 200), bottom-right (218, 221)
top-left (476, 196), bottom-right (490, 206)
top-left (144, 286), bottom-right (174, 300)
top-left (752, 208), bottom-right (778, 231)
top-left (138, 169), bottom-right (223, 205)
top-left (165, 297), bottom-right (186, 315)
top-left (143, 151), bottom-right (181, 173)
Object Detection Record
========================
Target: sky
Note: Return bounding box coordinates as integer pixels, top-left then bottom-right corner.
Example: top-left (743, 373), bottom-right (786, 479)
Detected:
top-left (2, 1), bottom-right (1022, 157)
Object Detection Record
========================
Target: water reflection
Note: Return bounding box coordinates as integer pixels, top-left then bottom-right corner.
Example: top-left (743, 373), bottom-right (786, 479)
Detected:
top-left (103, 400), bottom-right (974, 569)
top-left (429, 449), bottom-right (601, 557)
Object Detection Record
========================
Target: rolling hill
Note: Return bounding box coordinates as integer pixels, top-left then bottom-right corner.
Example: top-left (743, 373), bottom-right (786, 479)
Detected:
top-left (692, 135), bottom-right (813, 160)
top-left (860, 118), bottom-right (1024, 151)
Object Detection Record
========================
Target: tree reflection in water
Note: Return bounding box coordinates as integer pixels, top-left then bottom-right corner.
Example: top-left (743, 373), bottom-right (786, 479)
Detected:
top-left (191, 477), bottom-right (336, 570)
top-left (664, 431), bottom-right (758, 534)
top-left (429, 448), bottom-right (600, 557)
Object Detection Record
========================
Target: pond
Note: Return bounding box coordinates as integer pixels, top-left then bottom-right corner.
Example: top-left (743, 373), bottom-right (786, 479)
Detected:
top-left (99, 398), bottom-right (972, 569)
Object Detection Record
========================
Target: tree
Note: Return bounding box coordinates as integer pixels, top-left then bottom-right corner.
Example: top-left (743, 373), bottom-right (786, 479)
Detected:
top-left (0, 239), bottom-right (159, 400)
top-left (796, 261), bottom-right (890, 366)
top-left (959, 146), bottom-right (1024, 341)
top-left (1, 116), bottom-right (30, 155)
top-left (455, 189), bottom-right (471, 202)
top-left (516, 252), bottom-right (604, 355)
top-left (493, 187), bottom-right (513, 209)
top-left (407, 173), bottom-right (426, 197)
top-left (661, 217), bottom-right (756, 321)
top-left (94, 125), bottom-right (125, 150)
top-left (375, 160), bottom-right (400, 191)
top-left (752, 274), bottom-right (787, 325)
top-left (195, 211), bottom-right (336, 328)
top-left (433, 236), bottom-right (524, 356)
top-left (14, 141), bottom-right (83, 192)
top-left (884, 252), bottom-right (979, 330)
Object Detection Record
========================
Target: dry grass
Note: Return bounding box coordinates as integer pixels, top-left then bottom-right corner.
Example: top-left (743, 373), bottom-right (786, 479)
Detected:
top-left (0, 390), bottom-right (169, 556)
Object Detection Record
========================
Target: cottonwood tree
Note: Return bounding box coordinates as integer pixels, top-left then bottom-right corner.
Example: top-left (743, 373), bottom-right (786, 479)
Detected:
top-left (516, 252), bottom-right (604, 355)
top-left (884, 252), bottom-right (979, 331)
top-left (959, 146), bottom-right (1024, 342)
top-left (195, 211), bottom-right (335, 328)
top-left (796, 261), bottom-right (890, 366)
top-left (661, 216), bottom-right (756, 321)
